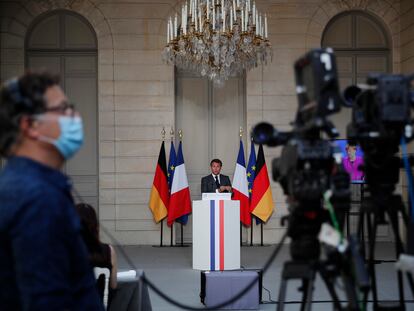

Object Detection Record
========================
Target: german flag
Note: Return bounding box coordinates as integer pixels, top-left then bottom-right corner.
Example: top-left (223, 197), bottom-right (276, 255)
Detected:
top-left (250, 144), bottom-right (274, 222)
top-left (149, 141), bottom-right (169, 223)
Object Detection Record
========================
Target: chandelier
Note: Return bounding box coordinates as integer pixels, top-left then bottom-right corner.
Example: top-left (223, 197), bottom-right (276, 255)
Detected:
top-left (162, 0), bottom-right (272, 86)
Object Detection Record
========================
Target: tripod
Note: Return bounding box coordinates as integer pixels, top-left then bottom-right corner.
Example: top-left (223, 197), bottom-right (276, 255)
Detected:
top-left (276, 205), bottom-right (364, 311)
top-left (358, 192), bottom-right (411, 310)
top-left (277, 260), bottom-right (350, 311)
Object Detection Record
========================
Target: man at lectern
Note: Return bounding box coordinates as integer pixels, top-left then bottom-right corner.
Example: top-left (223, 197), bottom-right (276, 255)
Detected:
top-left (201, 159), bottom-right (232, 193)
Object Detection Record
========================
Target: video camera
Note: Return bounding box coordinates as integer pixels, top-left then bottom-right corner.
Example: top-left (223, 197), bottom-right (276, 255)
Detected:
top-left (251, 49), bottom-right (370, 309)
top-left (343, 74), bottom-right (414, 192)
top-left (252, 48), bottom-right (350, 260)
top-left (345, 74), bottom-right (414, 143)
top-left (252, 48), bottom-right (348, 204)
top-left (294, 48), bottom-right (343, 130)
top-left (342, 73), bottom-right (414, 309)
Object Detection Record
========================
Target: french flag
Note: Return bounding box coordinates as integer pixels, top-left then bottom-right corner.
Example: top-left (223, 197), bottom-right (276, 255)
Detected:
top-left (232, 140), bottom-right (251, 226)
top-left (167, 141), bottom-right (192, 226)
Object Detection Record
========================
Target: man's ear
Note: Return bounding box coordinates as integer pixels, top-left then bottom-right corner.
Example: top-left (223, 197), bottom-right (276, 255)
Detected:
top-left (19, 116), bottom-right (39, 140)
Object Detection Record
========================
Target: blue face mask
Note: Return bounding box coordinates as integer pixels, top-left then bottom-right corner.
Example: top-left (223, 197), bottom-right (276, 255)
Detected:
top-left (38, 116), bottom-right (84, 159)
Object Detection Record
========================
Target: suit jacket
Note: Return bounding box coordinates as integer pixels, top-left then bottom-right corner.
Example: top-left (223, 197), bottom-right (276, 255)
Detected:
top-left (201, 174), bottom-right (232, 193)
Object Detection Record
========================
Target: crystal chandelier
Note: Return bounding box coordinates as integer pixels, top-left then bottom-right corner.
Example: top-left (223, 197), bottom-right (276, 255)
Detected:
top-left (162, 0), bottom-right (272, 86)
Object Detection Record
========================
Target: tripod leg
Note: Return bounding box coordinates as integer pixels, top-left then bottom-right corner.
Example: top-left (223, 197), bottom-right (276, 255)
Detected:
top-left (397, 197), bottom-right (414, 302)
top-left (386, 200), bottom-right (406, 309)
top-left (407, 273), bottom-right (414, 297)
top-left (388, 197), bottom-right (406, 256)
top-left (357, 211), bottom-right (366, 259)
top-left (347, 210), bottom-right (350, 237)
top-left (277, 276), bottom-right (288, 311)
top-left (303, 274), bottom-right (316, 311)
top-left (319, 271), bottom-right (343, 311)
top-left (299, 279), bottom-right (309, 311)
top-left (399, 202), bottom-right (411, 228)
top-left (366, 211), bottom-right (379, 309)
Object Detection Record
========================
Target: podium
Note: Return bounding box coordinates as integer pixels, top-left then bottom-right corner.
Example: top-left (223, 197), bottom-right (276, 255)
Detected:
top-left (192, 194), bottom-right (240, 270)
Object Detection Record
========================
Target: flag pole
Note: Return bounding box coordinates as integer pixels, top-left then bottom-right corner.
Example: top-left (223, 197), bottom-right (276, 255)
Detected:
top-left (181, 223), bottom-right (184, 246)
top-left (260, 222), bottom-right (264, 246)
top-left (170, 127), bottom-right (174, 247)
top-left (160, 127), bottom-right (166, 247)
top-left (247, 137), bottom-right (256, 246)
top-left (160, 220), bottom-right (164, 247)
top-left (239, 127), bottom-right (243, 247)
top-left (178, 129), bottom-right (185, 247)
top-left (240, 223), bottom-right (242, 246)
top-left (170, 225), bottom-right (174, 246)
top-left (250, 215), bottom-right (254, 246)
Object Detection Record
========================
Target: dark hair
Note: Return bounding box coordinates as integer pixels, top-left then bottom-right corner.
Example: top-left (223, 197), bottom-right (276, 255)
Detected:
top-left (76, 203), bottom-right (101, 250)
top-left (0, 71), bottom-right (60, 156)
top-left (347, 140), bottom-right (357, 148)
top-left (210, 158), bottom-right (222, 166)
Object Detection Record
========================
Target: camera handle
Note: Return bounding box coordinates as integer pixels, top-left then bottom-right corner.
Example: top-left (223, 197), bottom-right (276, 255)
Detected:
top-left (321, 119), bottom-right (340, 139)
top-left (281, 215), bottom-right (289, 227)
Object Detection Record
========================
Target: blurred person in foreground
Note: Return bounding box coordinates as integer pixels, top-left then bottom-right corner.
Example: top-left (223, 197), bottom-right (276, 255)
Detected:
top-left (76, 203), bottom-right (118, 303)
top-left (0, 72), bottom-right (103, 310)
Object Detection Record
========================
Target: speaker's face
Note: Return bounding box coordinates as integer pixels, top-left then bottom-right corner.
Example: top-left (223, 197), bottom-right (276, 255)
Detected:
top-left (210, 162), bottom-right (222, 175)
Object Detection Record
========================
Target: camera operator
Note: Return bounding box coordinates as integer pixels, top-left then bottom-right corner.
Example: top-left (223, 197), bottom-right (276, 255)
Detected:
top-left (0, 72), bottom-right (103, 310)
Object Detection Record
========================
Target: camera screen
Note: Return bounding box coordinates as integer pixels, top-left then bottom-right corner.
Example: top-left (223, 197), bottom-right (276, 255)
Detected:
top-left (297, 61), bottom-right (318, 124)
top-left (333, 139), bottom-right (365, 183)
top-left (302, 64), bottom-right (315, 103)
top-left (294, 48), bottom-right (342, 126)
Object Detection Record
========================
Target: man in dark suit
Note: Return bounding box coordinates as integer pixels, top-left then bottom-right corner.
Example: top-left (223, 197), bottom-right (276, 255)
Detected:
top-left (201, 159), bottom-right (232, 193)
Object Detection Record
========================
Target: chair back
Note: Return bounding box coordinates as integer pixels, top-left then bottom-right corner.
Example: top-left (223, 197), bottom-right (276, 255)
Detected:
top-left (94, 267), bottom-right (110, 309)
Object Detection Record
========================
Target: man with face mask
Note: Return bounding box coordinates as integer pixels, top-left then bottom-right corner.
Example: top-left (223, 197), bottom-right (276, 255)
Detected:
top-left (0, 72), bottom-right (103, 310)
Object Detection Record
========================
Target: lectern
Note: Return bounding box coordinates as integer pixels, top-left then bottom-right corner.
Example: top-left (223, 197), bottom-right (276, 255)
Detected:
top-left (192, 194), bottom-right (240, 271)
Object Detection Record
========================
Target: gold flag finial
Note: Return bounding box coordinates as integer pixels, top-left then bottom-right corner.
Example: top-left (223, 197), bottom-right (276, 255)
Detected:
top-left (170, 126), bottom-right (175, 140)
top-left (239, 126), bottom-right (243, 138)
top-left (178, 129), bottom-right (183, 140)
top-left (161, 127), bottom-right (166, 140)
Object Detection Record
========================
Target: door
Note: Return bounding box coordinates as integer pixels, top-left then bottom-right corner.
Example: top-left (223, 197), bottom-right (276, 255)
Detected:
top-left (176, 70), bottom-right (246, 243)
top-left (26, 11), bottom-right (98, 208)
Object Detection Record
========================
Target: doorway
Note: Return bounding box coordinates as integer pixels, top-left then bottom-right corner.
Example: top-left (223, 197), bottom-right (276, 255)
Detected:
top-left (175, 70), bottom-right (247, 243)
top-left (26, 10), bottom-right (99, 208)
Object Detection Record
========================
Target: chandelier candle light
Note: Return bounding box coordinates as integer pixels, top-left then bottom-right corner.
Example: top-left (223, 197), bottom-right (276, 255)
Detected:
top-left (162, 0), bottom-right (272, 86)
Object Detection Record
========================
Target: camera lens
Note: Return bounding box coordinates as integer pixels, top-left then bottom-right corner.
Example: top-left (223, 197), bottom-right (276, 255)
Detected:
top-left (343, 85), bottom-right (362, 107)
top-left (252, 122), bottom-right (274, 144)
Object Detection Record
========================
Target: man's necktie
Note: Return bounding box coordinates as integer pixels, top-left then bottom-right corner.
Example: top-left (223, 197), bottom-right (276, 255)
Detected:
top-left (214, 175), bottom-right (220, 189)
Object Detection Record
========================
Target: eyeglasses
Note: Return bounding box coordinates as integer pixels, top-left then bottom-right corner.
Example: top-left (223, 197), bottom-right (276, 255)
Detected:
top-left (44, 101), bottom-right (76, 116)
